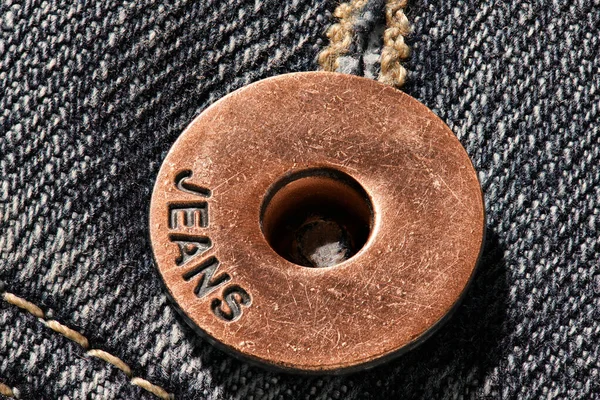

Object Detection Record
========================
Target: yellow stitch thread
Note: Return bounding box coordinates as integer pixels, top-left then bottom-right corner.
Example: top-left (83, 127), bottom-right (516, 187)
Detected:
top-left (44, 320), bottom-right (90, 349)
top-left (3, 292), bottom-right (45, 319)
top-left (386, 0), bottom-right (408, 19)
top-left (318, 0), bottom-right (368, 72)
top-left (379, 0), bottom-right (412, 88)
top-left (0, 382), bottom-right (14, 397)
top-left (131, 377), bottom-right (174, 400)
top-left (87, 349), bottom-right (132, 377)
top-left (3, 292), bottom-right (172, 400)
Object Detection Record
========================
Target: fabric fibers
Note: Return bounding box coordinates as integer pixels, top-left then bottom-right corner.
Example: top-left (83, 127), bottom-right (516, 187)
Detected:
top-left (1, 0), bottom-right (600, 399)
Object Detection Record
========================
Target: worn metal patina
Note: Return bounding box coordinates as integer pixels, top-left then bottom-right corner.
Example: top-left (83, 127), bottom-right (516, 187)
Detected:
top-left (149, 72), bottom-right (485, 373)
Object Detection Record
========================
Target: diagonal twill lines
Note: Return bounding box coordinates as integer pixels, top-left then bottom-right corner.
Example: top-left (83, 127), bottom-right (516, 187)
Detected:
top-left (2, 291), bottom-right (174, 400)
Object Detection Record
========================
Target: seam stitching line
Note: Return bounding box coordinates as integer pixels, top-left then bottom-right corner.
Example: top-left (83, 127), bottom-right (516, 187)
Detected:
top-left (0, 382), bottom-right (15, 398)
top-left (378, 0), bottom-right (412, 87)
top-left (2, 292), bottom-right (174, 400)
top-left (318, 0), bottom-right (368, 71)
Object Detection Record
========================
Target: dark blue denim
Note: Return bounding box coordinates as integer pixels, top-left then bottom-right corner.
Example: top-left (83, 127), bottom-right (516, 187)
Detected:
top-left (2, 0), bottom-right (600, 398)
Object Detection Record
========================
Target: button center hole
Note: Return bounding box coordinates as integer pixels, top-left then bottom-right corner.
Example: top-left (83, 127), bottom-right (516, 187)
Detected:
top-left (260, 168), bottom-right (374, 268)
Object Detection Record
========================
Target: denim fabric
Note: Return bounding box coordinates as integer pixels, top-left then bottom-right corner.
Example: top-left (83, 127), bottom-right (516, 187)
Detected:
top-left (2, 0), bottom-right (600, 399)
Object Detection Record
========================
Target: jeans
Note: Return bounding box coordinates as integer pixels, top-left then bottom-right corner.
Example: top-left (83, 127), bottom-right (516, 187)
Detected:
top-left (2, 0), bottom-right (600, 398)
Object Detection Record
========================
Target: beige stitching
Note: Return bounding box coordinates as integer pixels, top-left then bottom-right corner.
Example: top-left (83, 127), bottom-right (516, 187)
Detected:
top-left (87, 349), bottom-right (132, 377)
top-left (44, 320), bottom-right (90, 349)
top-left (4, 292), bottom-right (44, 318)
top-left (3, 292), bottom-right (174, 400)
top-left (0, 382), bottom-right (15, 397)
top-left (379, 0), bottom-right (412, 87)
top-left (132, 378), bottom-right (173, 400)
top-left (318, 0), bottom-right (368, 71)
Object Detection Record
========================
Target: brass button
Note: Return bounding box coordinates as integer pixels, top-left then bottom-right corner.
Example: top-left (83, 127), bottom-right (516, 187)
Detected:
top-left (149, 72), bottom-right (485, 373)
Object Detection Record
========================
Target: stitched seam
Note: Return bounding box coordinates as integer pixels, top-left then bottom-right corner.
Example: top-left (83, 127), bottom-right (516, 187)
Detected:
top-left (378, 0), bottom-right (412, 87)
top-left (2, 292), bottom-right (174, 400)
top-left (0, 382), bottom-right (15, 398)
top-left (318, 0), bottom-right (368, 71)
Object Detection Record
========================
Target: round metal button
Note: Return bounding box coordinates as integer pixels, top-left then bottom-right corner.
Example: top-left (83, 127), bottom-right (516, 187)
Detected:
top-left (149, 72), bottom-right (485, 373)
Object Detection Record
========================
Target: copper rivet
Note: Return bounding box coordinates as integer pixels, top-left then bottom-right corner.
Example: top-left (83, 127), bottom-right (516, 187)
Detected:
top-left (150, 72), bottom-right (485, 373)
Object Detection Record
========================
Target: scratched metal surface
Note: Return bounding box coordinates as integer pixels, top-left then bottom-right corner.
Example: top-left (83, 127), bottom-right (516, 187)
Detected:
top-left (2, 0), bottom-right (600, 398)
top-left (149, 72), bottom-right (484, 373)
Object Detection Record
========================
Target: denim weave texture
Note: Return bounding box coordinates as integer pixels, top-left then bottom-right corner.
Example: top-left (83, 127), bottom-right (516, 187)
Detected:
top-left (1, 0), bottom-right (600, 399)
